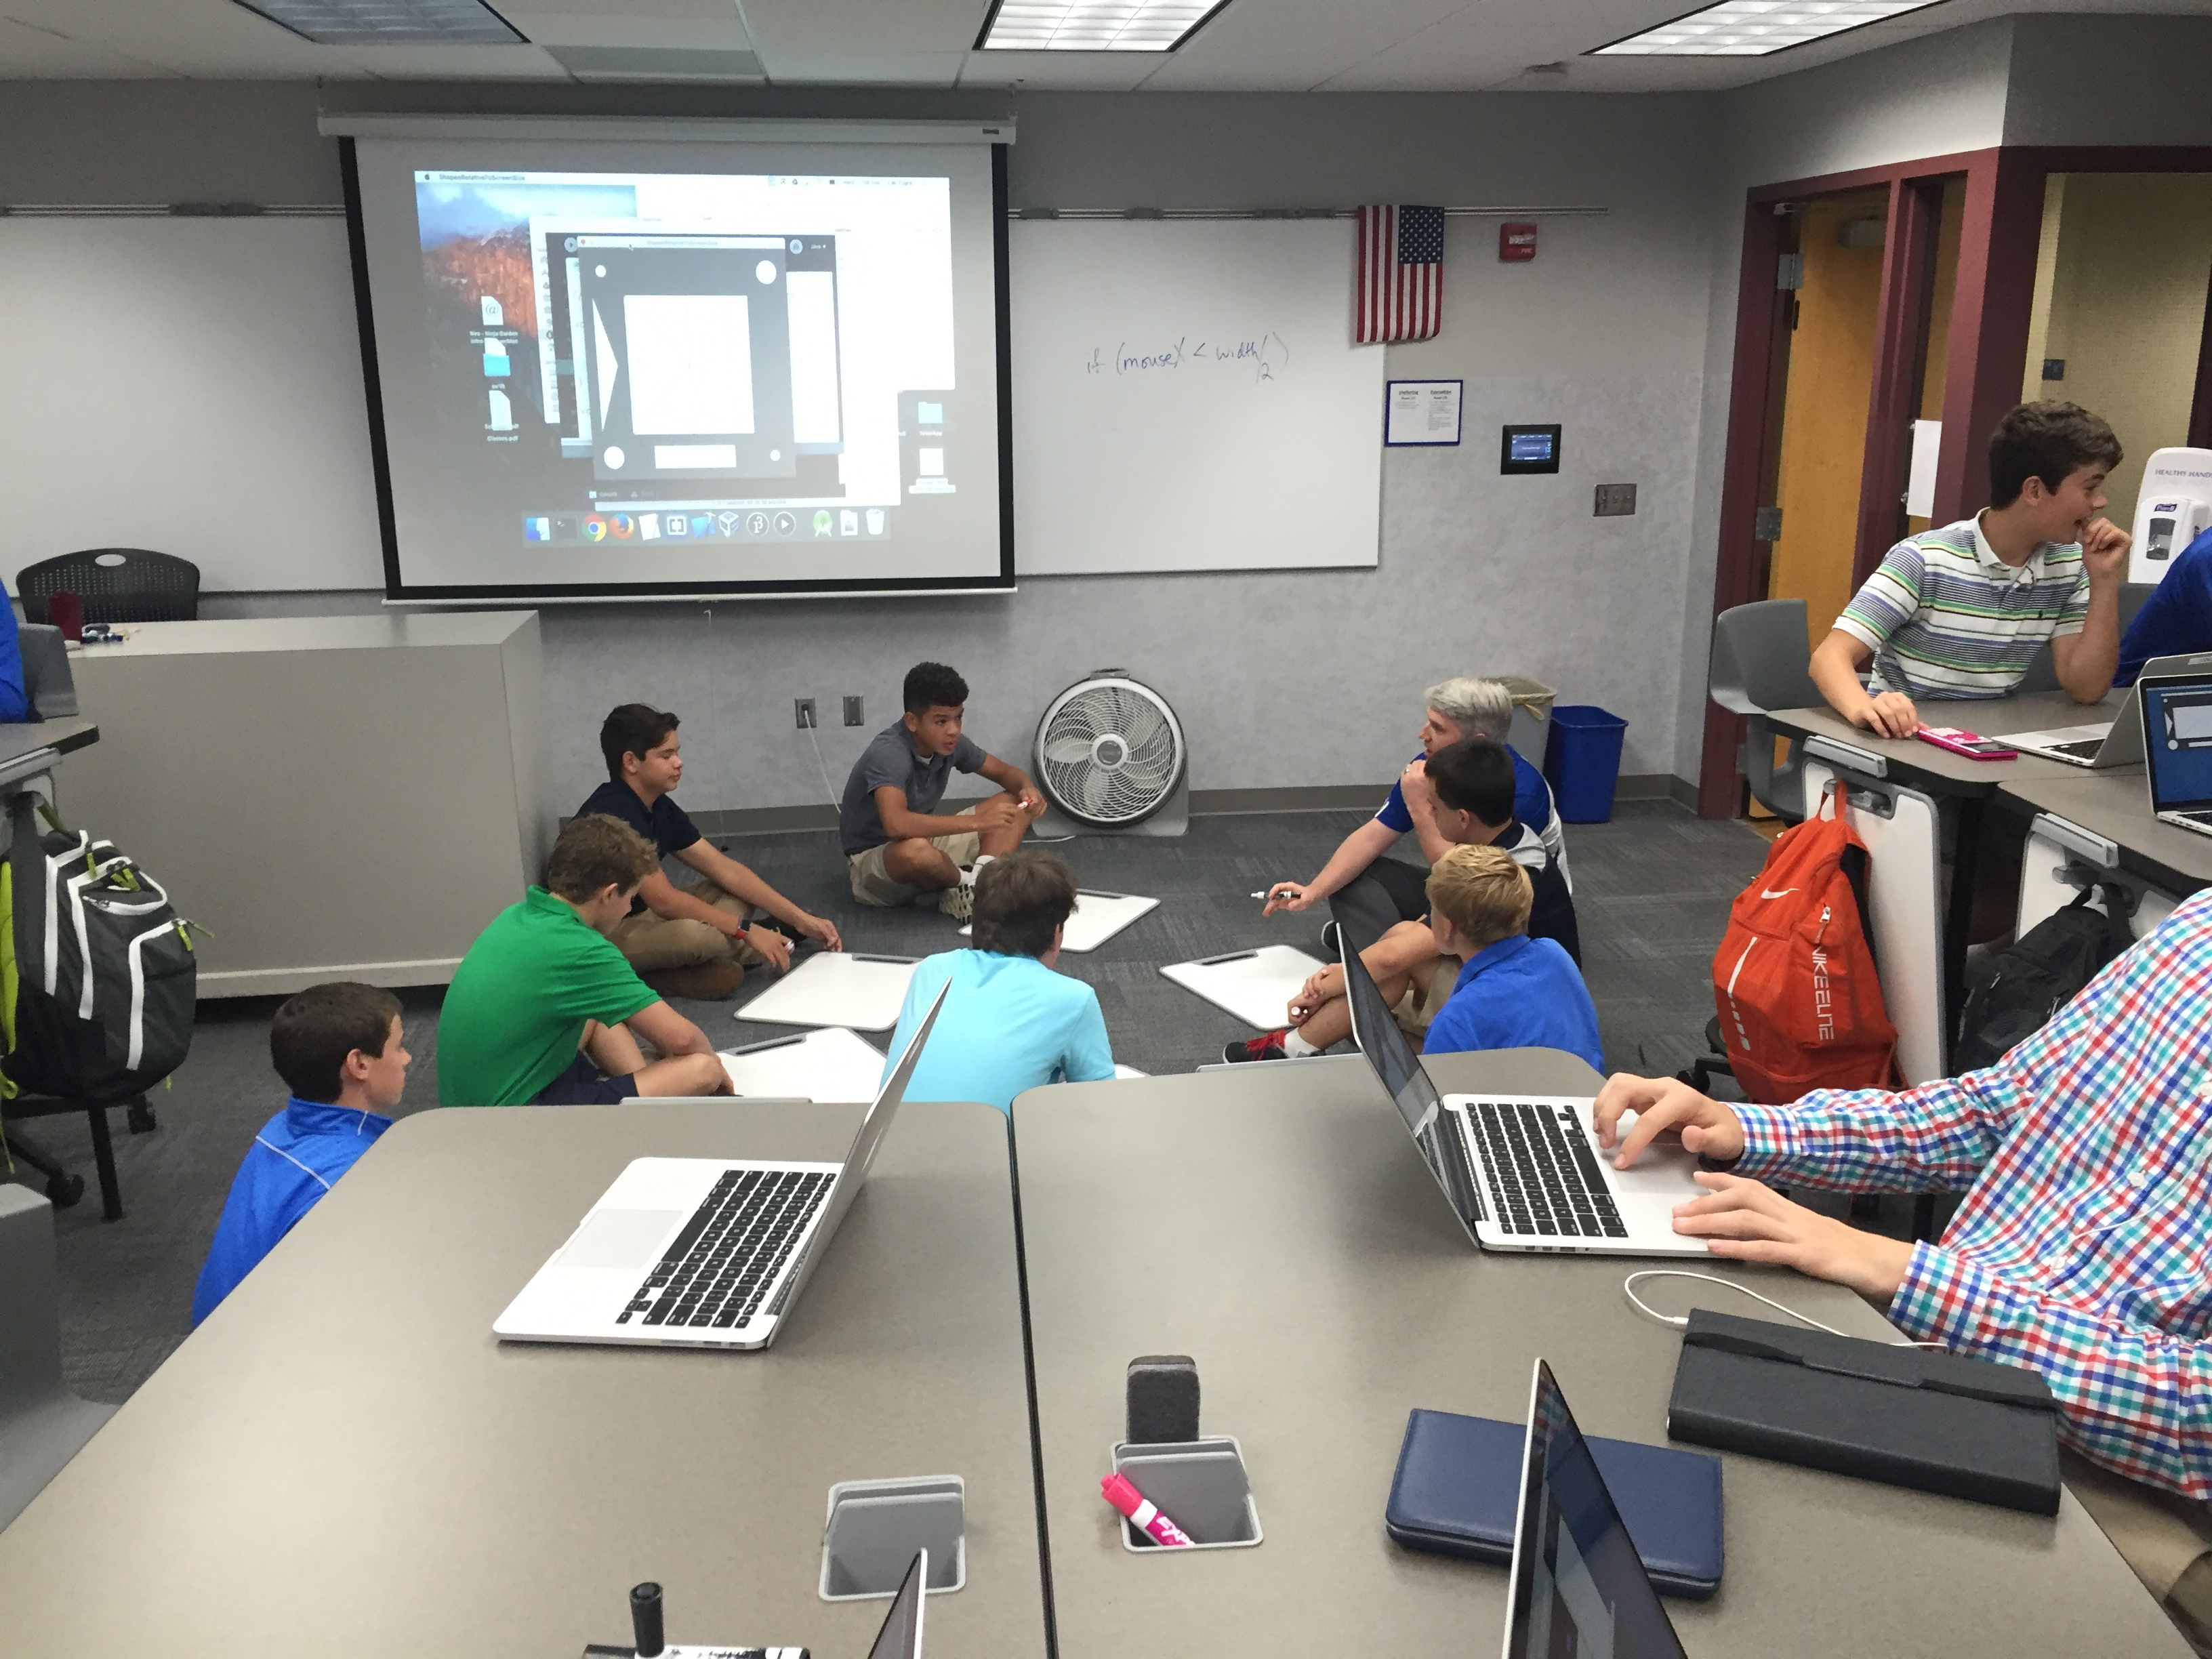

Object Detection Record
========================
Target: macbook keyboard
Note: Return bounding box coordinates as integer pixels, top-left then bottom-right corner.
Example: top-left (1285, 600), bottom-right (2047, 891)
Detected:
top-left (618, 1168), bottom-right (833, 1330)
top-left (2049, 739), bottom-right (2102, 760)
top-left (1465, 1101), bottom-right (1627, 1239)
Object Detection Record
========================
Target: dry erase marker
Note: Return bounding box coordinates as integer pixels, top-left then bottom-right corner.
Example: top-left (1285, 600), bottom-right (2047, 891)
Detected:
top-left (1102, 1472), bottom-right (1196, 1547)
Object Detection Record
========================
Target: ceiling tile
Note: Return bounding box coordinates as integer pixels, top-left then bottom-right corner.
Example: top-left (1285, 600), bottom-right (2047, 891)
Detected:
top-left (1136, 0), bottom-right (1478, 91)
top-left (762, 49), bottom-right (966, 84)
top-left (499, 9), bottom-right (752, 49)
top-left (0, 14), bottom-right (178, 75)
top-left (742, 0), bottom-right (986, 55)
top-left (956, 48), bottom-right (1158, 89)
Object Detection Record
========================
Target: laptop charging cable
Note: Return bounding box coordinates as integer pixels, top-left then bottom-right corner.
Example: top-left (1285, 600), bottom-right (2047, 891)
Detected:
top-left (1622, 1270), bottom-right (1945, 1347)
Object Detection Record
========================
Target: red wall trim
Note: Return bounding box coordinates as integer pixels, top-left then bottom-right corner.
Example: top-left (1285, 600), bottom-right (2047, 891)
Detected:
top-left (1854, 179), bottom-right (1944, 586)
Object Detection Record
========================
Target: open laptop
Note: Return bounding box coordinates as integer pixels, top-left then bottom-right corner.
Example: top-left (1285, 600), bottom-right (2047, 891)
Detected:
top-left (2005, 649), bottom-right (2212, 766)
top-left (1338, 937), bottom-right (1708, 1256)
top-left (2140, 672), bottom-right (2212, 839)
top-left (868, 1549), bottom-right (928, 1659)
top-left (1502, 1359), bottom-right (1687, 1659)
top-left (493, 983), bottom-right (949, 1351)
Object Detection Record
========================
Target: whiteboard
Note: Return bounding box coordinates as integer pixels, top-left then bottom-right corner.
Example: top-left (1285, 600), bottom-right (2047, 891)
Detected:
top-left (0, 218), bottom-right (384, 594)
top-left (1009, 220), bottom-right (1385, 575)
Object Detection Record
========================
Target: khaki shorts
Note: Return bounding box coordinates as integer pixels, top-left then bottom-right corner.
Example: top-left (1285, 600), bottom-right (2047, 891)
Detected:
top-left (1392, 952), bottom-right (1464, 1040)
top-left (847, 808), bottom-right (982, 907)
top-left (607, 877), bottom-right (771, 972)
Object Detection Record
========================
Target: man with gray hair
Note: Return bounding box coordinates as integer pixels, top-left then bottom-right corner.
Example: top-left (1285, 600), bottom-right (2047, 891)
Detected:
top-left (1261, 676), bottom-right (1566, 951)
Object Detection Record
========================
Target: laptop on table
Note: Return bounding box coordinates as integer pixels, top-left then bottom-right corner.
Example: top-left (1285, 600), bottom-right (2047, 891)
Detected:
top-left (2005, 649), bottom-right (2212, 767)
top-left (1338, 937), bottom-right (1708, 1256)
top-left (2141, 672), bottom-right (2212, 839)
top-left (494, 984), bottom-right (949, 1351)
top-left (1502, 1359), bottom-right (1687, 1659)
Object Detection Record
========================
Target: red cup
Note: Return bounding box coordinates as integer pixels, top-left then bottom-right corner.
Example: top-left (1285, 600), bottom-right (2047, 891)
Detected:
top-left (47, 591), bottom-right (83, 643)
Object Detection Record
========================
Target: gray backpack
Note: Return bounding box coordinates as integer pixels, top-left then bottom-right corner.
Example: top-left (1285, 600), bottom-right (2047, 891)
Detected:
top-left (2, 792), bottom-right (196, 1102)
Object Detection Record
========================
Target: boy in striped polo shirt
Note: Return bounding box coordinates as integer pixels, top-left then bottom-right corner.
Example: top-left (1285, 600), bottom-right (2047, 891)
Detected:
top-left (1809, 401), bottom-right (2131, 738)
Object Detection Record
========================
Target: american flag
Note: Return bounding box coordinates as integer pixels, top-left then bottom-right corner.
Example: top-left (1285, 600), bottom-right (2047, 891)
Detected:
top-left (1355, 205), bottom-right (1445, 344)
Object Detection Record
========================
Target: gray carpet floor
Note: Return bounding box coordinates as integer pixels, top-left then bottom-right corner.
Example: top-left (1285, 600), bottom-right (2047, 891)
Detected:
top-left (15, 800), bottom-right (1775, 1405)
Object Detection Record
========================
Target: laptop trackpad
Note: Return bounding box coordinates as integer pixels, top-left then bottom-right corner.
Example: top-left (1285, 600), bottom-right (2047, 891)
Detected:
top-left (560, 1208), bottom-right (682, 1270)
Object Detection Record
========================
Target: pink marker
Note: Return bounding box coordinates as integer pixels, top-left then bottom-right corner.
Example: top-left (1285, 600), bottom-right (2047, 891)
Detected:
top-left (1101, 1472), bottom-right (1195, 1547)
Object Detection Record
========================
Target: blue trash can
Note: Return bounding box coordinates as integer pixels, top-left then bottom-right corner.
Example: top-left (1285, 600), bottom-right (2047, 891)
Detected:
top-left (1543, 705), bottom-right (1629, 823)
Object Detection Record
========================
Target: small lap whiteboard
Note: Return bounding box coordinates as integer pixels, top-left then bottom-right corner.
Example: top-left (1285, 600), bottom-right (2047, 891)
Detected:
top-left (1009, 220), bottom-right (1385, 575)
top-left (1161, 945), bottom-right (1327, 1030)
top-left (959, 889), bottom-right (1159, 952)
top-left (719, 1027), bottom-right (888, 1103)
top-left (737, 953), bottom-right (919, 1033)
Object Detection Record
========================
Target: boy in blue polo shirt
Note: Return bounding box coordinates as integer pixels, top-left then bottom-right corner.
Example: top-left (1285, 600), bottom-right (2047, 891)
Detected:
top-left (881, 850), bottom-right (1114, 1112)
top-left (2118, 523), bottom-right (2212, 686)
top-left (1420, 842), bottom-right (1603, 1071)
top-left (192, 983), bottom-right (411, 1326)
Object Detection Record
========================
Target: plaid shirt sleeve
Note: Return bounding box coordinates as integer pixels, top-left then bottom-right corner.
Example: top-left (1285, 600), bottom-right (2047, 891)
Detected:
top-left (1833, 542), bottom-right (1926, 655)
top-left (1729, 1066), bottom-right (2017, 1191)
top-left (1887, 1244), bottom-right (2212, 1498)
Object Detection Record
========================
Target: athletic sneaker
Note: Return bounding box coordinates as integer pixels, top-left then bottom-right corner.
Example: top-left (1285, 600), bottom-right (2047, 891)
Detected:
top-left (1222, 1029), bottom-right (1289, 1064)
top-left (1318, 921), bottom-right (1343, 959)
top-left (939, 874), bottom-right (977, 921)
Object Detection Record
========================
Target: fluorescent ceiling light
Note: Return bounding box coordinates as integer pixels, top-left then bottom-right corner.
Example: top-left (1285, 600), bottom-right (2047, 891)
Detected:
top-left (1593, 0), bottom-right (1950, 56)
top-left (977, 0), bottom-right (1231, 52)
top-left (229, 0), bottom-right (523, 45)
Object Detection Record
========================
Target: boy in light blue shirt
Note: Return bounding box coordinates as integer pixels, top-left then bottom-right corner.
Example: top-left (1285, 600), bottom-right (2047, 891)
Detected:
top-left (1420, 842), bottom-right (1604, 1072)
top-left (882, 850), bottom-right (1115, 1112)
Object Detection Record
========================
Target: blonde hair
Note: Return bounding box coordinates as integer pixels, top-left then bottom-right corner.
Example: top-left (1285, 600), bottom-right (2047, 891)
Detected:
top-left (1425, 842), bottom-right (1533, 949)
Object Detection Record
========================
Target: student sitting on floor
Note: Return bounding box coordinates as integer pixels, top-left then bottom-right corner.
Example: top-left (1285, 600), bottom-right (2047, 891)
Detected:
top-left (436, 815), bottom-right (731, 1107)
top-left (880, 850), bottom-right (1115, 1112)
top-left (192, 982), bottom-right (411, 1326)
top-left (1261, 677), bottom-right (1567, 947)
top-left (839, 661), bottom-right (1047, 920)
top-left (2117, 521), bottom-right (2212, 687)
top-left (1593, 886), bottom-right (2212, 1656)
top-left (577, 703), bottom-right (842, 1001)
top-left (1419, 843), bottom-right (1603, 1071)
top-left (1225, 737), bottom-right (1578, 1063)
top-left (1809, 400), bottom-right (2130, 738)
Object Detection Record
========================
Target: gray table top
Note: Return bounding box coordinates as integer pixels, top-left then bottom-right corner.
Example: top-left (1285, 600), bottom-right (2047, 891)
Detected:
top-left (0, 1101), bottom-right (1047, 1659)
top-left (1767, 692), bottom-right (2127, 790)
top-left (1997, 766), bottom-right (2212, 893)
top-left (0, 715), bottom-right (98, 770)
top-left (1013, 1050), bottom-right (2186, 1658)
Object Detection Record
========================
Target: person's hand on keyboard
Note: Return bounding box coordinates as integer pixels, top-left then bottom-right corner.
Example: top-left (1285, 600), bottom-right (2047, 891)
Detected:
top-left (1592, 1075), bottom-right (1745, 1169)
top-left (1668, 1174), bottom-right (1915, 1298)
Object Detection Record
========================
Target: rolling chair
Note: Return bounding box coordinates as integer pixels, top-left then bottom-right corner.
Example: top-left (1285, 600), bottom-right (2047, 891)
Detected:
top-left (16, 549), bottom-right (200, 626)
top-left (0, 1184), bottom-right (117, 1530)
top-left (1708, 598), bottom-right (1821, 822)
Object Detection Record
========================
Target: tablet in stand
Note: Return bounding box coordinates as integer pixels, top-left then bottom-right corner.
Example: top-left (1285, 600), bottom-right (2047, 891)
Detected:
top-left (1160, 945), bottom-right (1326, 1029)
top-left (737, 953), bottom-right (920, 1033)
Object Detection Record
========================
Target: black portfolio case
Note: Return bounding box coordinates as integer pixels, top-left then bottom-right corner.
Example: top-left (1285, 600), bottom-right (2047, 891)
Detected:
top-left (1666, 1309), bottom-right (2062, 1515)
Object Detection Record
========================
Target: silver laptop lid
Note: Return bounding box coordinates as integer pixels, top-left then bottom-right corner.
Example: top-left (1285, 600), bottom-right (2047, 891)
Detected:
top-left (1337, 932), bottom-right (1484, 1233)
top-left (2141, 674), bottom-right (2212, 812)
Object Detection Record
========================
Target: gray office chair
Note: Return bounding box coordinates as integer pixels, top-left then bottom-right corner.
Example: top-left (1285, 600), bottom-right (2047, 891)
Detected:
top-left (1709, 598), bottom-right (1821, 821)
top-left (18, 623), bottom-right (76, 719)
top-left (2016, 581), bottom-right (2156, 694)
top-left (0, 1184), bottom-right (116, 1530)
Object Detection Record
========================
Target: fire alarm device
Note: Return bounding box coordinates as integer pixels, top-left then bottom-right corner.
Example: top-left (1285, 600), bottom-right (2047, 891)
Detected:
top-left (1499, 223), bottom-right (1538, 262)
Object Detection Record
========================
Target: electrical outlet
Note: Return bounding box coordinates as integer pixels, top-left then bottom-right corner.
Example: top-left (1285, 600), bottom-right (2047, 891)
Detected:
top-left (843, 695), bottom-right (865, 727)
top-left (795, 697), bottom-right (817, 730)
top-left (1593, 483), bottom-right (1638, 518)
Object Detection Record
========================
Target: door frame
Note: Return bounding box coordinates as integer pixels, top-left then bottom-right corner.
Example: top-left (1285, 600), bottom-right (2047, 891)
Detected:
top-left (1697, 144), bottom-right (2212, 818)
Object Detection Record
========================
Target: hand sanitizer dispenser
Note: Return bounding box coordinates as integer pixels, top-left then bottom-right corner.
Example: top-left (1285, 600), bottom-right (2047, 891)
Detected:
top-left (2130, 447), bottom-right (2212, 586)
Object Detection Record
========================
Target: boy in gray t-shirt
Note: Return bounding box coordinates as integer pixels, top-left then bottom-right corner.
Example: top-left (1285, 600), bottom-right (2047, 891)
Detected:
top-left (838, 661), bottom-right (1046, 919)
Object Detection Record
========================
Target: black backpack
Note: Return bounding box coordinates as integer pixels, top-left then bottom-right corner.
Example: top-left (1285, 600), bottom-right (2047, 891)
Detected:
top-left (1, 792), bottom-right (197, 1103)
top-left (1952, 885), bottom-right (2132, 1075)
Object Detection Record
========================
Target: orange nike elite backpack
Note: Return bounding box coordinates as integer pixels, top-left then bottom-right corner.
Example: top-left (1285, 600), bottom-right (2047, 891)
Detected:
top-left (1712, 783), bottom-right (1898, 1103)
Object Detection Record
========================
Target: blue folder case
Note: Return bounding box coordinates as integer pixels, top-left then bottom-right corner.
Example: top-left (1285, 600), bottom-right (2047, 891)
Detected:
top-left (1385, 1407), bottom-right (1725, 1599)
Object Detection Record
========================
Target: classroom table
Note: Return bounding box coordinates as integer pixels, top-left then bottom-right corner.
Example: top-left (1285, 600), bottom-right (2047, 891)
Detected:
top-left (0, 1101), bottom-right (1049, 1659)
top-left (1996, 767), bottom-right (2212, 899)
top-left (1769, 691), bottom-right (2127, 1043)
top-left (0, 714), bottom-right (98, 789)
top-left (1012, 1050), bottom-right (2189, 1658)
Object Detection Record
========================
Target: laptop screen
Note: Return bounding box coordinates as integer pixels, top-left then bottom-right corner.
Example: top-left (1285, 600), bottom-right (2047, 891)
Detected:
top-left (1338, 933), bottom-right (1482, 1229)
top-left (1504, 1360), bottom-right (1685, 1659)
top-left (866, 1549), bottom-right (926, 1659)
top-left (2142, 676), bottom-right (2212, 811)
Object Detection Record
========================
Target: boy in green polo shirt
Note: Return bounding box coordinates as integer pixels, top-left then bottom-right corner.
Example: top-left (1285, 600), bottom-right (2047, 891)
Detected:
top-left (436, 815), bottom-right (732, 1106)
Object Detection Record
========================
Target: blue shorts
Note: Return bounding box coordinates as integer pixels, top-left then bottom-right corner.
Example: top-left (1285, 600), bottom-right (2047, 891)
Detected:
top-left (532, 1050), bottom-right (638, 1106)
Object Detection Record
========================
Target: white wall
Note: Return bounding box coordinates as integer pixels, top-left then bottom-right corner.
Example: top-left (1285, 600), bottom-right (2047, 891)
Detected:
top-left (2003, 15), bottom-right (2212, 148)
top-left (0, 81), bottom-right (1725, 821)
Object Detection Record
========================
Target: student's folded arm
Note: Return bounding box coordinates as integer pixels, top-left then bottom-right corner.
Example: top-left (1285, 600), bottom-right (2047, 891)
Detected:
top-left (626, 998), bottom-right (714, 1059)
top-left (1729, 1067), bottom-right (2013, 1193)
top-left (977, 753), bottom-right (1042, 807)
top-left (1889, 1248), bottom-right (2212, 1502)
top-left (2050, 619), bottom-right (2118, 705)
top-left (874, 785), bottom-right (967, 840)
top-left (1067, 994), bottom-right (1116, 1084)
top-left (636, 866), bottom-right (741, 934)
top-left (674, 840), bottom-right (806, 928)
top-left (1363, 924), bottom-right (1439, 980)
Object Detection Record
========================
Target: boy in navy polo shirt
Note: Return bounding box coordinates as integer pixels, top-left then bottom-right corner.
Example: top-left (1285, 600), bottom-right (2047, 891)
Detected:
top-left (192, 983), bottom-right (411, 1325)
top-left (577, 703), bottom-right (842, 1000)
top-left (1420, 842), bottom-right (1603, 1071)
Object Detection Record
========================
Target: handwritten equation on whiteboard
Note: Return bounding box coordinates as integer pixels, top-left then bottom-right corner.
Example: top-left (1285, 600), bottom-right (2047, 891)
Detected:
top-left (1083, 331), bottom-right (1290, 383)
